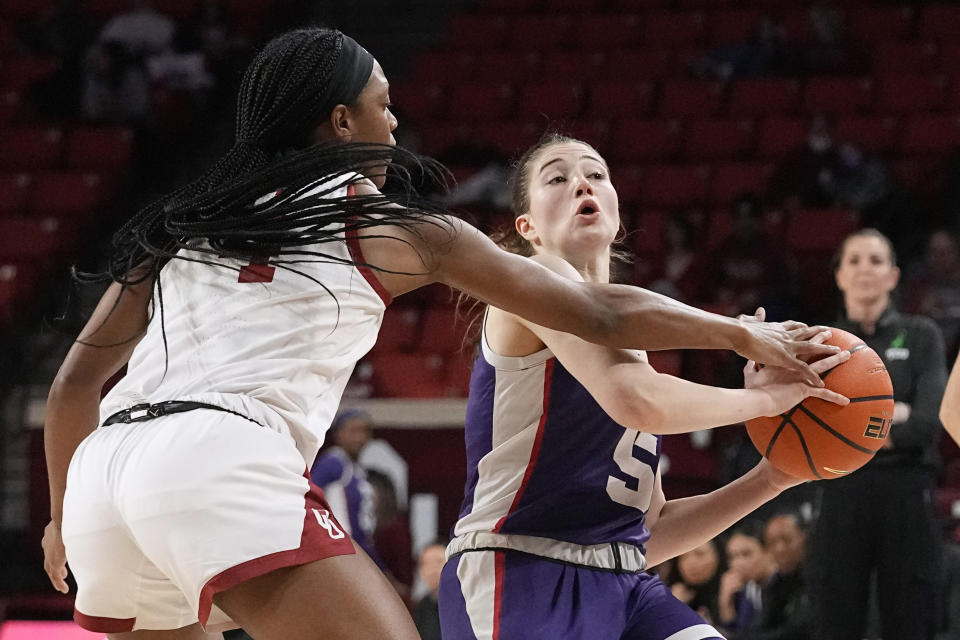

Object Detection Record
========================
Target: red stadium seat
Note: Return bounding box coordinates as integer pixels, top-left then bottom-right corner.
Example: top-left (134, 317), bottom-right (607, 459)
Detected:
top-left (445, 15), bottom-right (508, 49)
top-left (728, 79), bottom-right (801, 116)
top-left (647, 350), bottom-right (683, 377)
top-left (30, 171), bottom-right (109, 219)
top-left (587, 80), bottom-right (655, 118)
top-left (848, 6), bottom-right (916, 44)
top-left (609, 163), bottom-right (645, 208)
top-left (408, 51), bottom-right (471, 84)
top-left (707, 9), bottom-right (762, 46)
top-left (368, 351), bottom-right (448, 398)
top-left (920, 5), bottom-right (960, 41)
top-left (541, 51), bottom-right (604, 83)
top-left (940, 42), bottom-right (960, 76)
top-left (474, 121), bottom-right (544, 158)
top-left (873, 41), bottom-right (939, 75)
top-left (641, 165), bottom-right (712, 207)
top-left (0, 215), bottom-right (72, 260)
top-left (65, 127), bottom-right (134, 171)
top-left (447, 82), bottom-right (515, 121)
top-left (604, 49), bottom-right (673, 81)
top-left (0, 172), bottom-right (31, 213)
top-left (803, 77), bottom-right (874, 114)
top-left (834, 116), bottom-right (900, 152)
top-left (445, 349), bottom-right (477, 398)
top-left (901, 115), bottom-right (960, 154)
top-left (643, 11), bottom-right (707, 47)
top-left (370, 305), bottom-right (422, 353)
top-left (0, 128), bottom-right (63, 170)
top-left (756, 116), bottom-right (805, 159)
top-left (683, 118), bottom-right (755, 161)
top-left (507, 14), bottom-right (573, 50)
top-left (420, 304), bottom-right (481, 354)
top-left (0, 55), bottom-right (59, 89)
top-left (576, 14), bottom-right (643, 49)
top-left (0, 88), bottom-right (22, 121)
top-left (417, 122), bottom-right (473, 158)
top-left (0, 20), bottom-right (12, 53)
top-left (632, 208), bottom-right (665, 256)
top-left (480, 0), bottom-right (542, 11)
top-left (786, 208), bottom-right (860, 252)
top-left (709, 162), bottom-right (773, 206)
top-left (390, 82), bottom-right (446, 121)
top-left (606, 118), bottom-right (683, 162)
top-left (471, 50), bottom-right (540, 84)
top-left (876, 75), bottom-right (947, 113)
top-left (516, 81), bottom-right (583, 120)
top-left (659, 79), bottom-right (724, 117)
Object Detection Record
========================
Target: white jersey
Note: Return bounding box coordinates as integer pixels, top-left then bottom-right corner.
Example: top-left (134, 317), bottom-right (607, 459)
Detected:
top-left (100, 177), bottom-right (388, 465)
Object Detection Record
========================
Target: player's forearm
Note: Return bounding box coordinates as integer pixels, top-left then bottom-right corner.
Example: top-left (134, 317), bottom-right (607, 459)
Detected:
top-left (944, 354), bottom-right (960, 444)
top-left (643, 465), bottom-right (781, 567)
top-left (44, 376), bottom-right (102, 523)
top-left (595, 284), bottom-right (748, 352)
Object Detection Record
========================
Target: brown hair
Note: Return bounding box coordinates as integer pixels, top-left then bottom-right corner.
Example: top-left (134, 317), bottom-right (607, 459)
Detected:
top-left (832, 227), bottom-right (898, 272)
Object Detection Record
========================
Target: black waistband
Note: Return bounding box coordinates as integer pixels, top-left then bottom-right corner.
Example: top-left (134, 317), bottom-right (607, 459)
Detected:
top-left (102, 401), bottom-right (259, 427)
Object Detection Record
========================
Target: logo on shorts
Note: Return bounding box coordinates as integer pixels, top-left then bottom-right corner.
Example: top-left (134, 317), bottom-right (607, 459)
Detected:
top-left (312, 508), bottom-right (345, 540)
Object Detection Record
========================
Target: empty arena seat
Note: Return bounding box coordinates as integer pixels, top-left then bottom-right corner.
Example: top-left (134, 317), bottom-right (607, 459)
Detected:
top-left (390, 83), bottom-right (445, 120)
top-left (445, 14), bottom-right (508, 49)
top-left (901, 115), bottom-right (960, 154)
top-left (587, 80), bottom-right (655, 118)
top-left (368, 351), bottom-right (448, 398)
top-left (576, 14), bottom-right (643, 49)
top-left (417, 122), bottom-right (472, 158)
top-left (508, 14), bottom-right (574, 49)
top-left (876, 74), bottom-right (947, 112)
top-left (660, 79), bottom-right (724, 117)
top-left (607, 118), bottom-right (683, 162)
top-left (516, 81), bottom-right (583, 120)
top-left (371, 305), bottom-right (422, 353)
top-left (65, 127), bottom-right (135, 170)
top-left (541, 51), bottom-right (604, 83)
top-left (632, 208), bottom-right (665, 256)
top-left (786, 208), bottom-right (860, 252)
top-left (873, 41), bottom-right (939, 75)
top-left (755, 116), bottom-right (805, 158)
top-left (641, 165), bottom-right (712, 207)
top-left (447, 82), bottom-right (515, 121)
top-left (647, 349), bottom-right (683, 377)
top-left (683, 118), bottom-right (755, 161)
top-left (834, 116), bottom-right (900, 152)
top-left (30, 172), bottom-right (108, 219)
top-left (920, 5), bottom-right (960, 41)
top-left (420, 304), bottom-right (481, 354)
top-left (408, 51), bottom-right (471, 84)
top-left (0, 55), bottom-right (59, 89)
top-left (445, 348), bottom-right (478, 398)
top-left (710, 162), bottom-right (772, 206)
top-left (0, 88), bottom-right (22, 121)
top-left (0, 128), bottom-right (63, 170)
top-left (471, 50), bottom-right (540, 84)
top-left (848, 6), bottom-right (915, 44)
top-left (643, 11), bottom-right (707, 47)
top-left (0, 215), bottom-right (71, 260)
top-left (474, 120), bottom-right (543, 157)
top-left (603, 49), bottom-right (673, 80)
top-left (707, 9), bottom-right (762, 46)
top-left (0, 172), bottom-right (31, 213)
top-left (802, 77), bottom-right (874, 114)
top-left (728, 79), bottom-right (801, 116)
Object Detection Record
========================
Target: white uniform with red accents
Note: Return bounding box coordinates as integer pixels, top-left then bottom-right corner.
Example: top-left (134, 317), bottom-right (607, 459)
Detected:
top-left (62, 176), bottom-right (391, 633)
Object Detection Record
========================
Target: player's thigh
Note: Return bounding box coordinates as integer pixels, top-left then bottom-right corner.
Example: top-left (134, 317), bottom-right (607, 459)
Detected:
top-left (623, 574), bottom-right (724, 640)
top-left (212, 539), bottom-right (418, 640)
top-left (108, 623), bottom-right (222, 639)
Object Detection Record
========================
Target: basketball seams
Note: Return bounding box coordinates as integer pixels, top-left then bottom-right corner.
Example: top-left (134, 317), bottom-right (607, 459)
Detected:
top-left (785, 417), bottom-right (822, 480)
top-left (764, 406), bottom-right (799, 458)
top-left (795, 404), bottom-right (877, 455)
top-left (847, 395), bottom-right (894, 403)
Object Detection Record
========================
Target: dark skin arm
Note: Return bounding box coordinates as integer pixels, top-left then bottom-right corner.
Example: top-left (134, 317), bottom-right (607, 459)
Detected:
top-left (42, 276), bottom-right (152, 593)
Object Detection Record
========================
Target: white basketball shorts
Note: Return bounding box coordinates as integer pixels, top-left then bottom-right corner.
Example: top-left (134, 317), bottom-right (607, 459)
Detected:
top-left (61, 408), bottom-right (355, 633)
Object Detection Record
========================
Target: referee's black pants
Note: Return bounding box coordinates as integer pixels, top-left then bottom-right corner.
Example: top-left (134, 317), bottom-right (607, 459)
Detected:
top-left (807, 465), bottom-right (941, 640)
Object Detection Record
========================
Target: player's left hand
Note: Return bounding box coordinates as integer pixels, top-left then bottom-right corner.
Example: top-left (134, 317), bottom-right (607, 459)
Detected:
top-left (42, 520), bottom-right (69, 594)
top-left (756, 457), bottom-right (806, 491)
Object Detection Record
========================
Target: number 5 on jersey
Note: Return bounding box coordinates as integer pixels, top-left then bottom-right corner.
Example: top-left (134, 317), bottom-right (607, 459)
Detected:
top-left (606, 429), bottom-right (658, 512)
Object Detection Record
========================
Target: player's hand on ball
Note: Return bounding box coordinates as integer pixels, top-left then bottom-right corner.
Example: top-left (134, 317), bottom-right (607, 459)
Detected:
top-left (736, 307), bottom-right (841, 387)
top-left (42, 520), bottom-right (69, 594)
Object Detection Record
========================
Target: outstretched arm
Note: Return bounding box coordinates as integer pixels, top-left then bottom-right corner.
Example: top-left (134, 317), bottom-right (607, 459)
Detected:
top-left (43, 277), bottom-right (151, 592)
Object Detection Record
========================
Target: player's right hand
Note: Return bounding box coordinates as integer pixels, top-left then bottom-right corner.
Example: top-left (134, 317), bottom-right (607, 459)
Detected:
top-left (736, 307), bottom-right (841, 387)
top-left (42, 520), bottom-right (69, 594)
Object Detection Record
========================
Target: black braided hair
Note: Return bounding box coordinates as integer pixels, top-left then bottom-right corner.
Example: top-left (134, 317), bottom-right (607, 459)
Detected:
top-left (81, 27), bottom-right (452, 289)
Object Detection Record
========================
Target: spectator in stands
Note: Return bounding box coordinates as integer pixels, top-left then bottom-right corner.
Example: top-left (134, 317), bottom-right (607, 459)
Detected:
top-left (311, 410), bottom-right (379, 562)
top-left (412, 539), bottom-right (447, 640)
top-left (81, 39), bottom-right (150, 123)
top-left (700, 193), bottom-right (795, 320)
top-left (717, 520), bottom-right (776, 634)
top-left (729, 511), bottom-right (810, 640)
top-left (803, 1), bottom-right (856, 75)
top-left (691, 11), bottom-right (795, 80)
top-left (98, 0), bottom-right (175, 57)
top-left (809, 228), bottom-right (947, 640)
top-left (669, 539), bottom-right (723, 624)
top-left (904, 229), bottom-right (960, 354)
top-left (367, 468), bottom-right (414, 599)
top-left (636, 212), bottom-right (703, 304)
top-left (767, 113), bottom-right (839, 210)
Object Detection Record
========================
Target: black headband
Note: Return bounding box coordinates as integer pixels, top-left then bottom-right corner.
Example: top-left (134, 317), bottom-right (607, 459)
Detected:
top-left (316, 34), bottom-right (375, 116)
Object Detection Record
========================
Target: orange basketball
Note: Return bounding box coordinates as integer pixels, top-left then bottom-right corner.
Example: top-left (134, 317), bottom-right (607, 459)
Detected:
top-left (745, 328), bottom-right (894, 481)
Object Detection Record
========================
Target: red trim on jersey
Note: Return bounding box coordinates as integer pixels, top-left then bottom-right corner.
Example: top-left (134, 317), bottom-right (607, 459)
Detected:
top-left (238, 262), bottom-right (276, 283)
top-left (74, 611), bottom-right (136, 633)
top-left (344, 184), bottom-right (392, 306)
top-left (492, 551), bottom-right (505, 640)
top-left (493, 359), bottom-right (554, 532)
top-left (196, 474), bottom-right (355, 628)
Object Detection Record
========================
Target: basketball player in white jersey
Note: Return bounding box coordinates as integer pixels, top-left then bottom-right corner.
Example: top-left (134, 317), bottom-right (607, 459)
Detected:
top-left (440, 134), bottom-right (849, 640)
top-left (42, 30), bottom-right (841, 640)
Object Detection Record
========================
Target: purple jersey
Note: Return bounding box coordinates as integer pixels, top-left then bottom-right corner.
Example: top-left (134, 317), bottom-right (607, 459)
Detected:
top-left (310, 446), bottom-right (378, 560)
top-left (453, 329), bottom-right (661, 549)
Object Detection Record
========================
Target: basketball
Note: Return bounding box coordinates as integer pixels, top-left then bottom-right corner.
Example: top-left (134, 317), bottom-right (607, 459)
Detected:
top-left (745, 328), bottom-right (894, 481)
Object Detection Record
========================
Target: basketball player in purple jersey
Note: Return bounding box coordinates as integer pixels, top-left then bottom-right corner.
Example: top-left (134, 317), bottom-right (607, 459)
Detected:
top-left (439, 134), bottom-right (850, 640)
